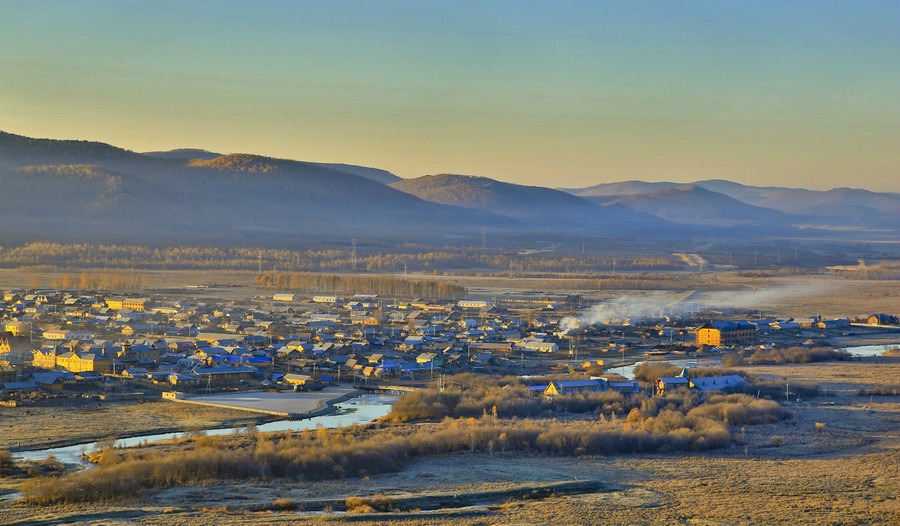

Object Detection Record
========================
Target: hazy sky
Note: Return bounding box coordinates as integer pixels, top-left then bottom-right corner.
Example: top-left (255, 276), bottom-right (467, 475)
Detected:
top-left (2, 1), bottom-right (898, 191)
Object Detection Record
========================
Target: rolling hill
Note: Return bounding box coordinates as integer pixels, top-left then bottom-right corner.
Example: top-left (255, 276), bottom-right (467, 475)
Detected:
top-left (568, 178), bottom-right (899, 228)
top-left (389, 174), bottom-right (668, 229)
top-left (143, 148), bottom-right (222, 160)
top-left (2, 130), bottom-right (894, 247)
top-left (0, 132), bottom-right (515, 244)
top-left (593, 185), bottom-right (796, 226)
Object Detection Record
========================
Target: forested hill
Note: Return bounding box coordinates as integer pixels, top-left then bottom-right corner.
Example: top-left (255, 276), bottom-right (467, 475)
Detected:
top-left (0, 131), bottom-right (145, 167)
top-left (568, 178), bottom-right (899, 229)
top-left (1, 131), bottom-right (894, 247)
top-left (389, 173), bottom-right (668, 228)
top-left (0, 132), bottom-right (518, 244)
top-left (591, 185), bottom-right (796, 226)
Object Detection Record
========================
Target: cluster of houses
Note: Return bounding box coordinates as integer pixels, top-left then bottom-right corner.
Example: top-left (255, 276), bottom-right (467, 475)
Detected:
top-left (1, 287), bottom-right (895, 398)
top-left (0, 289), bottom-right (590, 394)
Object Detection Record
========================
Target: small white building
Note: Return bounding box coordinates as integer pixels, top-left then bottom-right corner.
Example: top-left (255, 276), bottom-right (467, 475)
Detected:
top-left (312, 296), bottom-right (339, 303)
top-left (43, 329), bottom-right (94, 341)
top-left (273, 293), bottom-right (296, 302)
top-left (518, 340), bottom-right (559, 353)
top-left (458, 300), bottom-right (496, 309)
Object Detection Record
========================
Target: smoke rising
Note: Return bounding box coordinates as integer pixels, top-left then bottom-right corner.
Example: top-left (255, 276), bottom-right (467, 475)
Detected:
top-left (559, 283), bottom-right (843, 334)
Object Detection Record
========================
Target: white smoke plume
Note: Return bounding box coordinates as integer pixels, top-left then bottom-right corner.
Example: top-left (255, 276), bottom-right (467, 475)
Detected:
top-left (558, 283), bottom-right (843, 334)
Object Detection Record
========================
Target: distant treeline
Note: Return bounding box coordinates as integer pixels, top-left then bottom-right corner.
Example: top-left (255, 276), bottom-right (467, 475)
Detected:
top-left (737, 266), bottom-right (900, 280)
top-left (30, 271), bottom-right (147, 291)
top-left (0, 242), bottom-right (679, 273)
top-left (255, 273), bottom-right (466, 299)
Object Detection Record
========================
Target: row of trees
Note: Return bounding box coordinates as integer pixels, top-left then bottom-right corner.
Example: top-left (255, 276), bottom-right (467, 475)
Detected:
top-left (254, 273), bottom-right (467, 299)
top-left (24, 271), bottom-right (148, 291)
top-left (0, 242), bottom-right (679, 274)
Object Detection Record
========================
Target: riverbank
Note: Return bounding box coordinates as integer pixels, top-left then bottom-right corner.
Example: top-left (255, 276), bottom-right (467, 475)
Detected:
top-left (0, 399), bottom-right (270, 453)
top-left (168, 385), bottom-right (361, 418)
top-left (2, 387), bottom-right (371, 455)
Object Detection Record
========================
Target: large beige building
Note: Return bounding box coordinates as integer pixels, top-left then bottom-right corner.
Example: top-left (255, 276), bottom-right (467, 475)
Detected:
top-left (696, 321), bottom-right (756, 347)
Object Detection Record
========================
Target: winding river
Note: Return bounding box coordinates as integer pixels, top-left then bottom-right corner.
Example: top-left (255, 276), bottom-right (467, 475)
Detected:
top-left (13, 394), bottom-right (397, 465)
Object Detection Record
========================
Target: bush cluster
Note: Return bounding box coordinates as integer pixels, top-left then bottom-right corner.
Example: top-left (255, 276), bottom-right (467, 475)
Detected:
top-left (632, 362), bottom-right (748, 384)
top-left (21, 387), bottom-right (791, 505)
top-left (723, 347), bottom-right (850, 366)
top-left (386, 373), bottom-right (636, 422)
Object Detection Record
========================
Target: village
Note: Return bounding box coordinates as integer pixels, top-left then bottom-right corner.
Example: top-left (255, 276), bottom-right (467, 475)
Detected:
top-left (1, 286), bottom-right (897, 412)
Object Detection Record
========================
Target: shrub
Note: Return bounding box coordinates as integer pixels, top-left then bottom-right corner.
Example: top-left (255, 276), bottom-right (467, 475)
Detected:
top-left (858, 385), bottom-right (900, 396)
top-left (346, 495), bottom-right (394, 513)
top-left (747, 346), bottom-right (850, 365)
top-left (0, 450), bottom-right (14, 476)
top-left (22, 384), bottom-right (792, 505)
top-left (272, 498), bottom-right (298, 511)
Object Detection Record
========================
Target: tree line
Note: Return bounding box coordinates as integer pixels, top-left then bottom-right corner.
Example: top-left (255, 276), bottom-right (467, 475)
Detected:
top-left (254, 273), bottom-right (467, 299)
top-left (0, 242), bottom-right (679, 274)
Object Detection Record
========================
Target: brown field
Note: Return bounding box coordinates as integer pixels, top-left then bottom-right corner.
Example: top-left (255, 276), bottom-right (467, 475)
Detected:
top-left (1, 267), bottom-right (895, 316)
top-left (0, 400), bottom-right (264, 452)
top-left (2, 359), bottom-right (898, 525)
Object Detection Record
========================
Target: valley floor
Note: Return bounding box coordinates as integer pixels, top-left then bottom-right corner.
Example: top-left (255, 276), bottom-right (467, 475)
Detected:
top-left (2, 360), bottom-right (899, 525)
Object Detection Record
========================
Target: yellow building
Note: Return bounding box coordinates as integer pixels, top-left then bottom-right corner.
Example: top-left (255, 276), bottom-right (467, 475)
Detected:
top-left (32, 348), bottom-right (58, 369)
top-left (68, 353), bottom-right (110, 373)
top-left (3, 321), bottom-right (29, 337)
top-left (696, 321), bottom-right (756, 347)
top-left (31, 348), bottom-right (110, 373)
top-left (107, 297), bottom-right (150, 311)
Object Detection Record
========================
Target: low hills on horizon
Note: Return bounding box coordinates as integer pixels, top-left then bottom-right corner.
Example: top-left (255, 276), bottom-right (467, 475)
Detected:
top-left (1, 131), bottom-right (896, 247)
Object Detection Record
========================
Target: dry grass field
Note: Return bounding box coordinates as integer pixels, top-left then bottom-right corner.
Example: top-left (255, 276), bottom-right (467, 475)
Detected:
top-left (2, 267), bottom-right (895, 316)
top-left (0, 400), bottom-right (264, 452)
top-left (2, 359), bottom-right (898, 525)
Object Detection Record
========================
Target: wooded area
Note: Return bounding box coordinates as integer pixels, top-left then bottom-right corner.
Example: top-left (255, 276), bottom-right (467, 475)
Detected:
top-left (0, 242), bottom-right (679, 274)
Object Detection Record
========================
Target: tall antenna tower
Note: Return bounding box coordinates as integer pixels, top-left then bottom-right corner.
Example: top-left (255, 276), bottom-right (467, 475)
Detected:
top-left (351, 239), bottom-right (358, 271)
top-left (257, 251), bottom-right (262, 274)
top-left (481, 228), bottom-right (486, 251)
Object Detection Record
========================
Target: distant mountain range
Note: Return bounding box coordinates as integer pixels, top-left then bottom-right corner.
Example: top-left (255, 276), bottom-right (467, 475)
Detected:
top-left (567, 179), bottom-right (899, 228)
top-left (585, 185), bottom-right (795, 226)
top-left (389, 174), bottom-right (666, 228)
top-left (0, 132), bottom-right (512, 244)
top-left (1, 131), bottom-right (896, 246)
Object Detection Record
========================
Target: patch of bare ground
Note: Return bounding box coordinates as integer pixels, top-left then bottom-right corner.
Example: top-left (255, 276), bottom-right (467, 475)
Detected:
top-left (0, 400), bottom-right (264, 451)
top-left (738, 357), bottom-right (900, 396)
